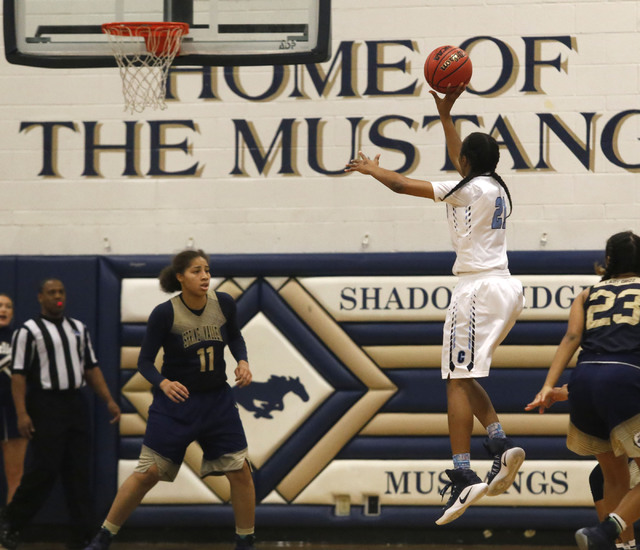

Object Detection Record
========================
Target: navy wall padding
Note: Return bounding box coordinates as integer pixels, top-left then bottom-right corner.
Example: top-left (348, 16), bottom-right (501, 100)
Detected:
top-left (252, 390), bottom-right (364, 501)
top-left (381, 369), bottom-right (571, 413)
top-left (508, 250), bottom-right (603, 275)
top-left (259, 282), bottom-right (364, 390)
top-left (234, 279), bottom-right (261, 325)
top-left (0, 257), bottom-right (17, 304)
top-left (337, 436), bottom-right (582, 460)
top-left (121, 324), bottom-right (147, 346)
top-left (93, 258), bottom-right (123, 518)
top-left (0, 251), bottom-right (607, 534)
top-left (118, 397), bottom-right (137, 414)
top-left (104, 252), bottom-right (458, 278)
top-left (102, 250), bottom-right (603, 278)
top-left (120, 437), bottom-right (144, 460)
top-left (342, 321), bottom-right (569, 346)
top-left (13, 256), bottom-right (99, 330)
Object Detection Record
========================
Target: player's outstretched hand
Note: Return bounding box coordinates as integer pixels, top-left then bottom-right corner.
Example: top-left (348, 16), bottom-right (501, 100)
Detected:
top-left (525, 384), bottom-right (568, 414)
top-left (160, 379), bottom-right (190, 403)
top-left (345, 151), bottom-right (381, 175)
top-left (429, 83), bottom-right (466, 118)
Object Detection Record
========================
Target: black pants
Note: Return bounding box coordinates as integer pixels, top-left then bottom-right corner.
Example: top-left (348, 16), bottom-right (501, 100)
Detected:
top-left (7, 389), bottom-right (93, 541)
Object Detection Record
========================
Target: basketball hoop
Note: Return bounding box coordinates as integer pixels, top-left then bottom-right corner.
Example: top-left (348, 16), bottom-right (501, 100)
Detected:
top-left (102, 22), bottom-right (189, 113)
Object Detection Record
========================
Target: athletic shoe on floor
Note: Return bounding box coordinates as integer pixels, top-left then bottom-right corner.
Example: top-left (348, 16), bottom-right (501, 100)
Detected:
top-left (484, 437), bottom-right (525, 496)
top-left (0, 511), bottom-right (19, 550)
top-left (435, 468), bottom-right (488, 525)
top-left (235, 534), bottom-right (256, 550)
top-left (83, 528), bottom-right (113, 550)
top-left (575, 525), bottom-right (617, 550)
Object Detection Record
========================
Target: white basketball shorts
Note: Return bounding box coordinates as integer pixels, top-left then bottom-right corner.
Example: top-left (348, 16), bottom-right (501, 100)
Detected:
top-left (441, 271), bottom-right (524, 379)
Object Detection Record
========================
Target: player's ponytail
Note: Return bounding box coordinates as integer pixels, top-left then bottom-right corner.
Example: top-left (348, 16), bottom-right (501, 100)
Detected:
top-left (159, 249), bottom-right (210, 292)
top-left (442, 132), bottom-right (513, 218)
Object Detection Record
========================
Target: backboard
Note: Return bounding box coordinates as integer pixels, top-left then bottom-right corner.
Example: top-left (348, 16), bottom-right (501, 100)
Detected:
top-left (3, 0), bottom-right (331, 68)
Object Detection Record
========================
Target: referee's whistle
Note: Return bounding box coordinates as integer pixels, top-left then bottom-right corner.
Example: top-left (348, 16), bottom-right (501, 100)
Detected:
top-left (56, 301), bottom-right (63, 307)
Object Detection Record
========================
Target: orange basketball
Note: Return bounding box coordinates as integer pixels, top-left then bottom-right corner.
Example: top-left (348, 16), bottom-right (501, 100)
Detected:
top-left (424, 45), bottom-right (472, 93)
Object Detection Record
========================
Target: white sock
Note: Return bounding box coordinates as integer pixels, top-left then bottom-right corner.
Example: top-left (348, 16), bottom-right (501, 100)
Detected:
top-left (102, 520), bottom-right (120, 536)
top-left (609, 512), bottom-right (627, 534)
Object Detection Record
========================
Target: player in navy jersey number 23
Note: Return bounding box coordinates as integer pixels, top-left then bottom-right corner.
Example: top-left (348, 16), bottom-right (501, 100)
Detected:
top-left (528, 231), bottom-right (640, 550)
top-left (84, 250), bottom-right (256, 550)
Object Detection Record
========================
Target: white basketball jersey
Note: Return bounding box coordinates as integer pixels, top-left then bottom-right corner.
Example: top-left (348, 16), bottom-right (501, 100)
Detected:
top-left (431, 175), bottom-right (510, 276)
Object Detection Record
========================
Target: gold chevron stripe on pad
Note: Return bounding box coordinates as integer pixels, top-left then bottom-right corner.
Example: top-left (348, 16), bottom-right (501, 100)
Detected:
top-left (277, 389), bottom-right (396, 501)
top-left (280, 279), bottom-right (396, 390)
top-left (274, 279), bottom-right (398, 500)
top-left (120, 347), bottom-right (162, 370)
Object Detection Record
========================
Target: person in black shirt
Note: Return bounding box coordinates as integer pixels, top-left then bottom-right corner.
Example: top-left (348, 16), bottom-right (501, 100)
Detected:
top-left (0, 279), bottom-right (121, 550)
top-left (528, 231), bottom-right (640, 550)
top-left (84, 249), bottom-right (256, 550)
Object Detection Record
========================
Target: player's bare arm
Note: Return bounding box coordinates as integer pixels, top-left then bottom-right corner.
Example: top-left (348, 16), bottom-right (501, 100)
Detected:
top-left (527, 289), bottom-right (587, 413)
top-left (430, 84), bottom-right (466, 177)
top-left (345, 151), bottom-right (435, 199)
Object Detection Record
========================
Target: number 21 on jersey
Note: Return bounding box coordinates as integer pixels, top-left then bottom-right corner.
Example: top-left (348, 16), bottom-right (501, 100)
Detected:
top-left (492, 196), bottom-right (506, 229)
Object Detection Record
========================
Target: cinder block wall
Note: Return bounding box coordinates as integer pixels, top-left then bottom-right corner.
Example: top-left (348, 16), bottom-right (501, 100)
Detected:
top-left (0, 1), bottom-right (638, 256)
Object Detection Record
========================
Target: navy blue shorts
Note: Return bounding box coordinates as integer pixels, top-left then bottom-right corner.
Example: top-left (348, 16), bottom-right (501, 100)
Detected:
top-left (143, 383), bottom-right (247, 465)
top-left (567, 361), bottom-right (640, 456)
top-left (0, 373), bottom-right (20, 441)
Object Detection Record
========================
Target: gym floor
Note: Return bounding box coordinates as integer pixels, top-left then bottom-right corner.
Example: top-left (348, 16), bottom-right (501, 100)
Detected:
top-left (20, 544), bottom-right (578, 550)
top-left (18, 524), bottom-right (585, 549)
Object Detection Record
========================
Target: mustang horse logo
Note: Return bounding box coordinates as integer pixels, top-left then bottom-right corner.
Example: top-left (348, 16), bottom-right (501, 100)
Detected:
top-left (235, 375), bottom-right (309, 419)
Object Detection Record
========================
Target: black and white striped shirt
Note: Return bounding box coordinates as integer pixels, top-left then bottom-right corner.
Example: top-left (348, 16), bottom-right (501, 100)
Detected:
top-left (11, 315), bottom-right (98, 390)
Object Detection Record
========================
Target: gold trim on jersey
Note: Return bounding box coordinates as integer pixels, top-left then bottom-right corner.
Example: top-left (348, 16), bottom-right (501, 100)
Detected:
top-left (170, 291), bottom-right (227, 349)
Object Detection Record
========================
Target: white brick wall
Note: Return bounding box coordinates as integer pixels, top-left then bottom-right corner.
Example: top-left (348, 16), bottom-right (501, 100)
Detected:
top-left (0, 1), bottom-right (639, 255)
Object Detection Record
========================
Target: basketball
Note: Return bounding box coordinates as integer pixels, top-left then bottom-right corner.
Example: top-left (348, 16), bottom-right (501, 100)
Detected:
top-left (424, 45), bottom-right (472, 93)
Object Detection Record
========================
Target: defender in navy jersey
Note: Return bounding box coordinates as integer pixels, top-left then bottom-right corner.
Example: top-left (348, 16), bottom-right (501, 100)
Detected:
top-left (345, 84), bottom-right (525, 525)
top-left (529, 231), bottom-right (640, 550)
top-left (0, 293), bottom-right (27, 504)
top-left (85, 250), bottom-right (256, 550)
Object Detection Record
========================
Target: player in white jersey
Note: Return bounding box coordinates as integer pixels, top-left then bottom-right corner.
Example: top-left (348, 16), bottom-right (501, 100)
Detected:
top-left (345, 85), bottom-right (525, 525)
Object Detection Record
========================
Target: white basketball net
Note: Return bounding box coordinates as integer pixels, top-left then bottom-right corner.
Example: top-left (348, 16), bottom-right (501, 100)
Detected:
top-left (103, 23), bottom-right (188, 113)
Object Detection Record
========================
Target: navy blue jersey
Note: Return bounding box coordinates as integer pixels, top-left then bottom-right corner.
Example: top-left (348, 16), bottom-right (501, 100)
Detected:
top-left (579, 276), bottom-right (640, 362)
top-left (138, 291), bottom-right (248, 393)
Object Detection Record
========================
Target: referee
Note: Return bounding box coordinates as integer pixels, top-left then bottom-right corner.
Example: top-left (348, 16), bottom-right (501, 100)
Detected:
top-left (0, 278), bottom-right (121, 550)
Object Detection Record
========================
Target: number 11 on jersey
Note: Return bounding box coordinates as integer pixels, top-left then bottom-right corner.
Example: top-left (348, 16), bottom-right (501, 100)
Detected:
top-left (198, 346), bottom-right (215, 372)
